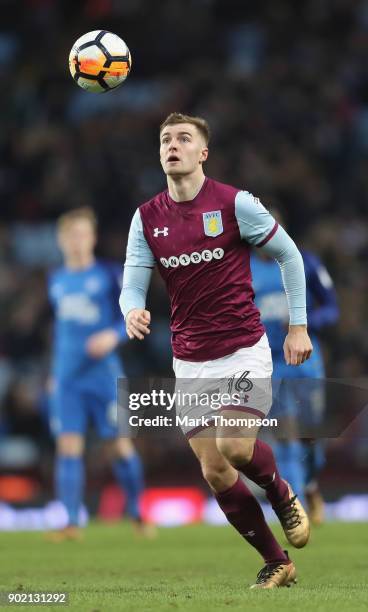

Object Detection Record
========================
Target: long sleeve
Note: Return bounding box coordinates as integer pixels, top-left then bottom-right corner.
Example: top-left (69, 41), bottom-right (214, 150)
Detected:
top-left (119, 209), bottom-right (155, 318)
top-left (258, 227), bottom-right (307, 325)
top-left (104, 261), bottom-right (129, 342)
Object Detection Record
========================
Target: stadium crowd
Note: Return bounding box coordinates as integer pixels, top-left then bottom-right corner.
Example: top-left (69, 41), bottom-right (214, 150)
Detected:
top-left (0, 0), bottom-right (367, 492)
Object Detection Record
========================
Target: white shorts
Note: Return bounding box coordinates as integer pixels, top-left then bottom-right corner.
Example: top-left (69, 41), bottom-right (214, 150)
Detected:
top-left (173, 334), bottom-right (273, 437)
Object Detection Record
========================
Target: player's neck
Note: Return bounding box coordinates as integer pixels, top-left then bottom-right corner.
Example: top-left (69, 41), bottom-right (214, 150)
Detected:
top-left (167, 171), bottom-right (206, 202)
top-left (65, 254), bottom-right (95, 270)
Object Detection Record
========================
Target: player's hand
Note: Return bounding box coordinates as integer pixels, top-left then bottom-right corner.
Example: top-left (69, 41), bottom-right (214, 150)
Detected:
top-left (126, 309), bottom-right (151, 340)
top-left (86, 329), bottom-right (120, 358)
top-left (283, 325), bottom-right (313, 366)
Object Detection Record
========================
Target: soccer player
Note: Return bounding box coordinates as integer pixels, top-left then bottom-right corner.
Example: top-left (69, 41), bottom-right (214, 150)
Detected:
top-left (120, 113), bottom-right (313, 588)
top-left (48, 207), bottom-right (148, 540)
top-left (251, 230), bottom-right (339, 522)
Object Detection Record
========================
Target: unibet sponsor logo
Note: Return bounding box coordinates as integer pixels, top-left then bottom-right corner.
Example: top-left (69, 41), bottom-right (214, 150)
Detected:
top-left (160, 248), bottom-right (224, 269)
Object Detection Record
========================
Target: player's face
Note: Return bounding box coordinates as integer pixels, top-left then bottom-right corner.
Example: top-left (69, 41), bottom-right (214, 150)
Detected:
top-left (58, 219), bottom-right (96, 260)
top-left (159, 123), bottom-right (208, 176)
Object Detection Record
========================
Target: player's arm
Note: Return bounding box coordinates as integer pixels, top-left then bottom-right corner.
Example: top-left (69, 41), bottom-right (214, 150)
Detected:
top-left (119, 208), bottom-right (155, 341)
top-left (86, 262), bottom-right (129, 358)
top-left (303, 253), bottom-right (339, 333)
top-left (46, 272), bottom-right (60, 379)
top-left (235, 191), bottom-right (313, 366)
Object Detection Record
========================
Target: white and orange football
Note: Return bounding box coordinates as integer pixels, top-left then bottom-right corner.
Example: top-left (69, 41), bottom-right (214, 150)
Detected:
top-left (69, 30), bottom-right (132, 93)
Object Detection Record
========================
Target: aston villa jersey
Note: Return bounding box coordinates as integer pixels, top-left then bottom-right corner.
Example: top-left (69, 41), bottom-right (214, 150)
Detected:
top-left (126, 177), bottom-right (279, 361)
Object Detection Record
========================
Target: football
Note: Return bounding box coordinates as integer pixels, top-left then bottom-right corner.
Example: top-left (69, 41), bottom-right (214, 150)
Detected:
top-left (69, 30), bottom-right (132, 93)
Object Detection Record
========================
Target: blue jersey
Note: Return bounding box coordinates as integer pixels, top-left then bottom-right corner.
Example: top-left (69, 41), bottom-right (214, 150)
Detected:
top-left (48, 259), bottom-right (127, 387)
top-left (251, 250), bottom-right (339, 377)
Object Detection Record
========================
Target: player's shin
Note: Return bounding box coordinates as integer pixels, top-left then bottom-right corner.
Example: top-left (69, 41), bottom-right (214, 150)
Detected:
top-left (112, 452), bottom-right (144, 519)
top-left (55, 456), bottom-right (85, 526)
top-left (274, 440), bottom-right (306, 507)
top-left (216, 475), bottom-right (288, 564)
top-left (229, 439), bottom-right (289, 506)
top-left (303, 440), bottom-right (325, 524)
top-left (303, 439), bottom-right (325, 486)
top-left (232, 440), bottom-right (310, 548)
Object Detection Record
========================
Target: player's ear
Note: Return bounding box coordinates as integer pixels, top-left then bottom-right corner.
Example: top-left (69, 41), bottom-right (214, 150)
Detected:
top-left (200, 147), bottom-right (208, 164)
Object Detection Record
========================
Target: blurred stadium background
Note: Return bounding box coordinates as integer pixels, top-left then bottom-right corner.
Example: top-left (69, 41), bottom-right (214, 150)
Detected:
top-left (0, 0), bottom-right (367, 530)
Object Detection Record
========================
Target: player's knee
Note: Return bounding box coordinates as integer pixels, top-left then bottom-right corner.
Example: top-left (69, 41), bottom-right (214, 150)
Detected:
top-left (114, 437), bottom-right (135, 458)
top-left (57, 434), bottom-right (84, 456)
top-left (216, 437), bottom-right (255, 466)
top-left (201, 460), bottom-right (230, 490)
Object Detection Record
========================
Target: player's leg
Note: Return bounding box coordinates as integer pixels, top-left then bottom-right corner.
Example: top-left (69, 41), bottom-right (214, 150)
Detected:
top-left (272, 376), bottom-right (306, 506)
top-left (215, 344), bottom-right (289, 508)
top-left (48, 384), bottom-right (87, 540)
top-left (299, 374), bottom-right (326, 524)
top-left (216, 414), bottom-right (309, 549)
top-left (189, 435), bottom-right (296, 588)
top-left (214, 338), bottom-right (309, 548)
top-left (273, 438), bottom-right (306, 505)
top-left (110, 437), bottom-right (155, 537)
top-left (92, 390), bottom-right (151, 535)
top-left (110, 437), bottom-right (144, 522)
top-left (55, 433), bottom-right (85, 530)
top-left (216, 427), bottom-right (288, 505)
top-left (304, 440), bottom-right (325, 524)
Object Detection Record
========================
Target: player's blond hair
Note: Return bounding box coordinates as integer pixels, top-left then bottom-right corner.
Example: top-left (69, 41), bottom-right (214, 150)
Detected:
top-left (57, 207), bottom-right (97, 233)
top-left (160, 113), bottom-right (210, 145)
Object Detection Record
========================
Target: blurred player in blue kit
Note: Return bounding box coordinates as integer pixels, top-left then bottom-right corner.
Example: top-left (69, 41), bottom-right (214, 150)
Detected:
top-left (47, 207), bottom-right (149, 540)
top-left (251, 212), bottom-right (339, 523)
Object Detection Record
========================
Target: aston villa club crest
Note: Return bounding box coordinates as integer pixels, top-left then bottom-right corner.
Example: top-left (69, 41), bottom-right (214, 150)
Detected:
top-left (202, 210), bottom-right (223, 237)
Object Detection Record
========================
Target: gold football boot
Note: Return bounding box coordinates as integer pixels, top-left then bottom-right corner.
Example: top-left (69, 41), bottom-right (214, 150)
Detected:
top-left (274, 481), bottom-right (310, 548)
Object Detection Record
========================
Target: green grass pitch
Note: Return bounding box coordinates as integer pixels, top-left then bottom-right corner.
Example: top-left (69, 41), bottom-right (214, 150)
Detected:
top-left (0, 522), bottom-right (367, 611)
